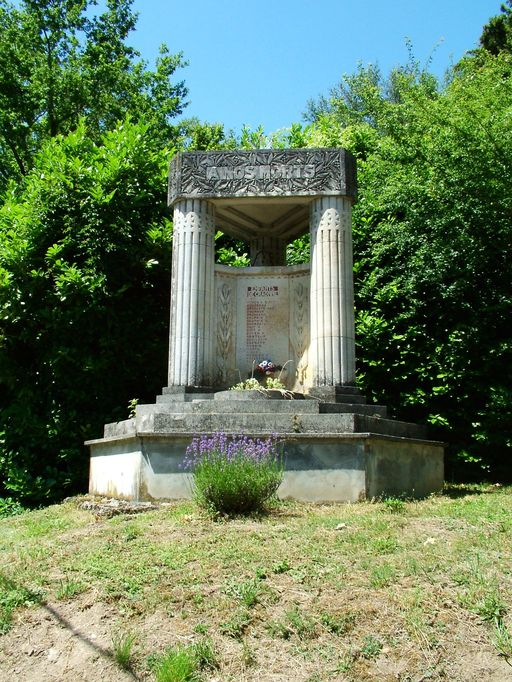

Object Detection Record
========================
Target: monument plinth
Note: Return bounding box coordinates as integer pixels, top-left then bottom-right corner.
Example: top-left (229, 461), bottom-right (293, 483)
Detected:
top-left (87, 148), bottom-right (444, 502)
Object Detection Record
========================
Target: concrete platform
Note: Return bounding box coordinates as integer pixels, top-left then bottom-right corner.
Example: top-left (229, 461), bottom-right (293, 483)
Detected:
top-left (87, 388), bottom-right (444, 503)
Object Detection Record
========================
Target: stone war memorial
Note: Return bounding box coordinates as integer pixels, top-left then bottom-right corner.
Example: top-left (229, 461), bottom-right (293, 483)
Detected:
top-left (87, 148), bottom-right (444, 502)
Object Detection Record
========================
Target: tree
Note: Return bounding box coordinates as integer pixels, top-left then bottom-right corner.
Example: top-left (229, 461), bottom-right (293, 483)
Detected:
top-left (0, 119), bottom-right (173, 503)
top-left (306, 55), bottom-right (512, 478)
top-left (480, 1), bottom-right (512, 55)
top-left (0, 0), bottom-right (189, 505)
top-left (0, 0), bottom-right (187, 188)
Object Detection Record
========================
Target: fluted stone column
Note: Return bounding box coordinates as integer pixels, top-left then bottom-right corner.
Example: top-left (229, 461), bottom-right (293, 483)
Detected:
top-left (309, 196), bottom-right (355, 386)
top-left (168, 199), bottom-right (216, 386)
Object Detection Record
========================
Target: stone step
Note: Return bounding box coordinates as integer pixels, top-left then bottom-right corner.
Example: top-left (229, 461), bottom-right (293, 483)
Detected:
top-left (157, 389), bottom-right (367, 405)
top-left (103, 418), bottom-right (135, 438)
top-left (156, 393), bottom-right (215, 404)
top-left (161, 386), bottom-right (216, 395)
top-left (319, 403), bottom-right (387, 418)
top-left (304, 387), bottom-right (367, 405)
top-left (139, 400), bottom-right (386, 418)
top-left (332, 394), bottom-right (367, 405)
top-left (136, 412), bottom-right (426, 440)
top-left (137, 400), bottom-right (320, 416)
top-left (158, 386), bottom-right (217, 402)
top-left (213, 389), bottom-right (307, 402)
top-left (308, 385), bottom-right (362, 396)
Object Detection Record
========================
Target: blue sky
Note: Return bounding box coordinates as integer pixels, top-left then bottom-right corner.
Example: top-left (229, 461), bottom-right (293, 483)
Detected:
top-left (130, 1), bottom-right (499, 134)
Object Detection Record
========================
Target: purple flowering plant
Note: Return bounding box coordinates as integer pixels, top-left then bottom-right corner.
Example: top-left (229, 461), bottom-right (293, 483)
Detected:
top-left (184, 432), bottom-right (283, 515)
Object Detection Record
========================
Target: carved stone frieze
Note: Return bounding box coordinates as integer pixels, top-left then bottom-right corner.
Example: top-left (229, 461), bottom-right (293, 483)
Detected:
top-left (168, 149), bottom-right (356, 204)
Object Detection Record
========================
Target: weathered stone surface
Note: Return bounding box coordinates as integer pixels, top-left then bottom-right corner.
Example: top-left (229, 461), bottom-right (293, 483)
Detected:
top-left (319, 403), bottom-right (387, 417)
top-left (99, 398), bottom-right (424, 441)
top-left (88, 431), bottom-right (443, 503)
top-left (139, 399), bottom-right (318, 414)
top-left (166, 149), bottom-right (358, 392)
top-left (168, 149), bottom-right (357, 204)
top-left (365, 439), bottom-right (445, 500)
top-left (305, 386), bottom-right (366, 404)
top-left (104, 419), bottom-right (135, 438)
top-left (214, 264), bottom-right (310, 390)
top-left (310, 196), bottom-right (355, 386)
top-left (168, 199), bottom-right (216, 387)
top-left (156, 393), bottom-right (214, 404)
top-left (212, 390), bottom-right (307, 402)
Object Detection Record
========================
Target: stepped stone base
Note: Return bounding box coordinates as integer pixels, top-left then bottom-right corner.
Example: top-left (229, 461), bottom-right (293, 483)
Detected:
top-left (86, 387), bottom-right (444, 503)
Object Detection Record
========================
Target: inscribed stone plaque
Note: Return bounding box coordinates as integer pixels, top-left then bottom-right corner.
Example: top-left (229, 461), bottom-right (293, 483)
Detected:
top-left (168, 149), bottom-right (356, 204)
top-left (234, 275), bottom-right (290, 377)
top-left (213, 265), bottom-right (311, 389)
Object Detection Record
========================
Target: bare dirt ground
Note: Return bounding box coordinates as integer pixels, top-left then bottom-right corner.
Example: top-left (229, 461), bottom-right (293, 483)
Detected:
top-left (0, 595), bottom-right (512, 682)
top-left (2, 585), bottom-right (511, 681)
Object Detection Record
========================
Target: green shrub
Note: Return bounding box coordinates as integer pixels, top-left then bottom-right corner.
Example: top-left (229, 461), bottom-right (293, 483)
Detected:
top-left (0, 497), bottom-right (25, 518)
top-left (184, 433), bottom-right (283, 515)
top-left (382, 496), bottom-right (407, 513)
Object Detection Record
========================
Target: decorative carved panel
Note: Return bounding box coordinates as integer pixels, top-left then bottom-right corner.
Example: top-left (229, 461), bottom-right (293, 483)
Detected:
top-left (169, 149), bottom-right (356, 203)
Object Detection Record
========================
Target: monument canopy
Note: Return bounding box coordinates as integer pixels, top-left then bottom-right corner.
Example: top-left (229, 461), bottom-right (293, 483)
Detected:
top-left (168, 148), bottom-right (356, 242)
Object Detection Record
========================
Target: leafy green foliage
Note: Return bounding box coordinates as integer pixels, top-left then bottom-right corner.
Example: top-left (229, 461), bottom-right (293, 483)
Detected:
top-left (214, 230), bottom-right (250, 267)
top-left (0, 120), bottom-right (172, 503)
top-left (308, 52), bottom-right (512, 477)
top-left (479, 1), bottom-right (512, 55)
top-left (0, 2), bottom-right (187, 505)
top-left (0, 0), bottom-right (187, 188)
top-left (286, 234), bottom-right (310, 265)
top-left (0, 496), bottom-right (24, 517)
top-left (382, 496), bottom-right (406, 514)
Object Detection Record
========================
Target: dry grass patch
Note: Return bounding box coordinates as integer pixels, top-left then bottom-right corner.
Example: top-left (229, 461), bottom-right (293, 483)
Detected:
top-left (1, 485), bottom-right (512, 680)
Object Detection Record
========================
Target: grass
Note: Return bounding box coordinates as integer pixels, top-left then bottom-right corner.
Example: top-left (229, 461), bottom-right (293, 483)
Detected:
top-left (55, 577), bottom-right (84, 600)
top-left (493, 618), bottom-right (512, 660)
top-left (360, 635), bottom-right (383, 659)
top-left (0, 573), bottom-right (42, 634)
top-left (149, 638), bottom-right (217, 682)
top-left (111, 630), bottom-right (136, 670)
top-left (151, 646), bottom-right (199, 682)
top-left (0, 484), bottom-right (512, 680)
